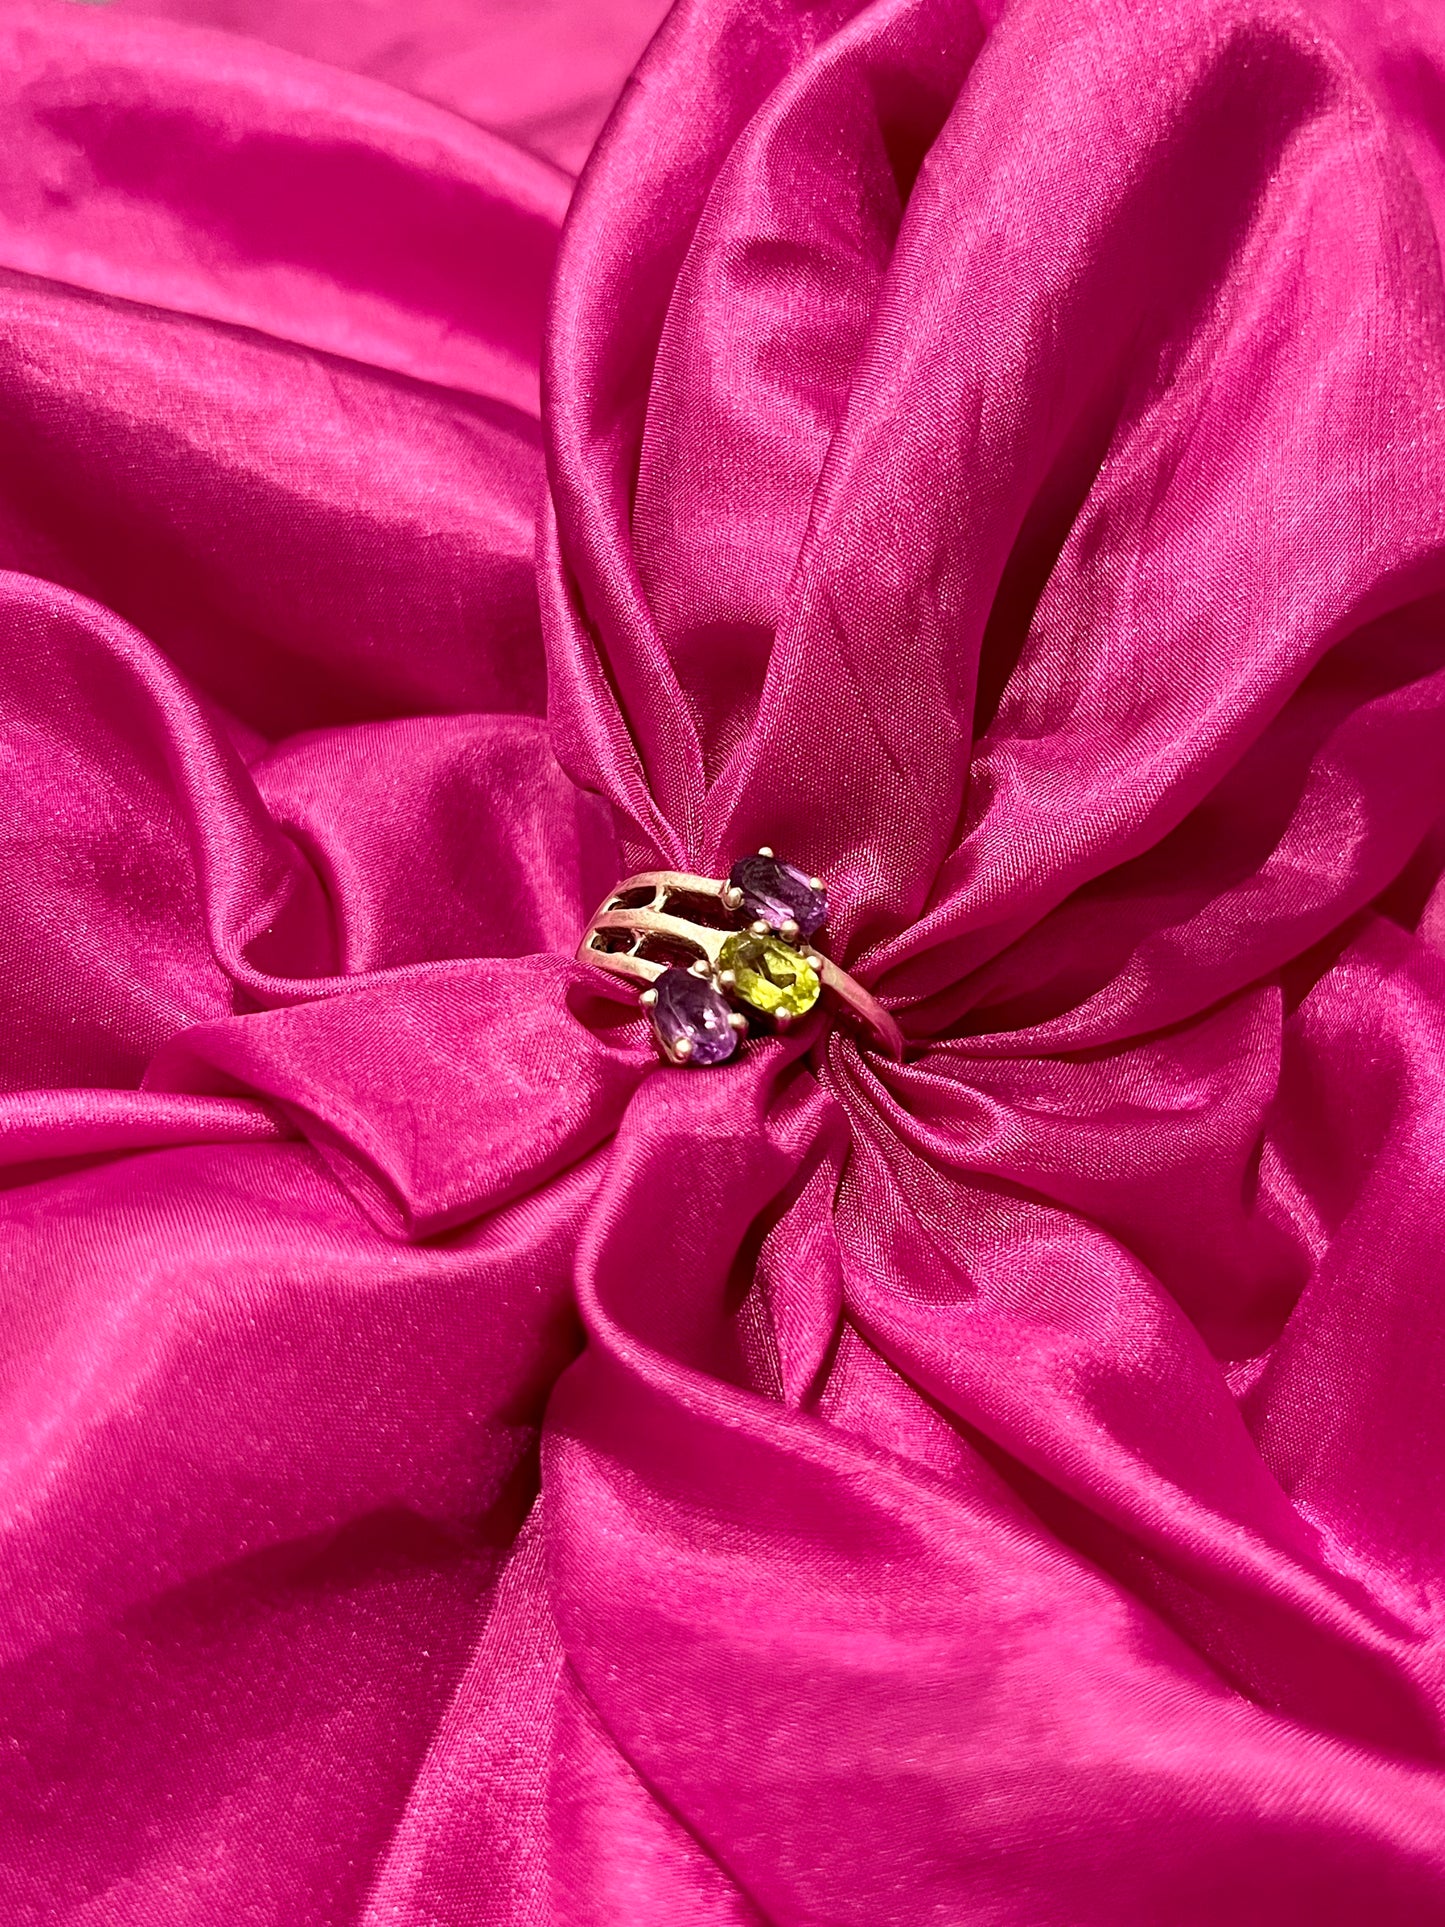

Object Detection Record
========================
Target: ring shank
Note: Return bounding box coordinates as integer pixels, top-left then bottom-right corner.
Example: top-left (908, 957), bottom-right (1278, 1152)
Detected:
top-left (814, 953), bottom-right (904, 1061)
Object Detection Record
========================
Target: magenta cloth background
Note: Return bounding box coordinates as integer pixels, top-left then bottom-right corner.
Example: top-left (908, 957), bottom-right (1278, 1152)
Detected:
top-left (5, 0), bottom-right (1445, 1917)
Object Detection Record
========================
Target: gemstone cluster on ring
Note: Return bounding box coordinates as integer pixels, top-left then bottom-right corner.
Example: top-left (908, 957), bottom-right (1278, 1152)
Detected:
top-left (641, 850), bottom-right (828, 1066)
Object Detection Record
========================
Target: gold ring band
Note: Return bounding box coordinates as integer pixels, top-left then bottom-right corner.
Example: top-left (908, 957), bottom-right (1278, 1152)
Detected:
top-left (577, 859), bottom-right (903, 1065)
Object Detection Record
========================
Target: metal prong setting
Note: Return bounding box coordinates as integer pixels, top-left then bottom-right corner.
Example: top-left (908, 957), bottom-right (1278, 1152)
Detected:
top-left (639, 987), bottom-right (658, 1007)
top-left (728, 1012), bottom-right (749, 1034)
top-left (757, 845), bottom-right (774, 858)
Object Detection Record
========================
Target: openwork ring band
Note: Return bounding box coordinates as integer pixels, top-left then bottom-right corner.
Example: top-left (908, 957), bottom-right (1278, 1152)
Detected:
top-left (577, 849), bottom-right (904, 1067)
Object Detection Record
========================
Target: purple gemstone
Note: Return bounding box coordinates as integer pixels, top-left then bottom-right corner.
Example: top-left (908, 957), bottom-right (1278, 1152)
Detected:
top-left (651, 967), bottom-right (739, 1065)
top-left (729, 854), bottom-right (828, 938)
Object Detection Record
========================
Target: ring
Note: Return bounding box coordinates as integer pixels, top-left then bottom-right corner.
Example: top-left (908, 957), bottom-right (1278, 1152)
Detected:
top-left (577, 849), bottom-right (904, 1065)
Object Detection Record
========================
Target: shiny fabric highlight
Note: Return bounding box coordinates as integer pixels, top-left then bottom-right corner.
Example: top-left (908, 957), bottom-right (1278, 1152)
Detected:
top-left (4, 0), bottom-right (1445, 1919)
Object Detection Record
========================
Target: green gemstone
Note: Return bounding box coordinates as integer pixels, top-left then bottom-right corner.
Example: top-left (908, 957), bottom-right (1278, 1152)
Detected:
top-left (718, 932), bottom-right (820, 1019)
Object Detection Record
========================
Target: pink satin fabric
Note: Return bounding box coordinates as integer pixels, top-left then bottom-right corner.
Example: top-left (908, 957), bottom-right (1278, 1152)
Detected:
top-left (5, 0), bottom-right (1445, 1917)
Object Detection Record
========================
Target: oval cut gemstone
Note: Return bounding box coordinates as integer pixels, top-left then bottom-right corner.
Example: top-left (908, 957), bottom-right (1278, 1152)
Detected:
top-left (651, 966), bottom-right (739, 1065)
top-left (718, 933), bottom-right (821, 1019)
top-left (728, 854), bottom-right (827, 938)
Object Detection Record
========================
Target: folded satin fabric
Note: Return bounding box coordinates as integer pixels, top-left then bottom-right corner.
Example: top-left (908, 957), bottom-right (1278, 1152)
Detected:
top-left (4, 0), bottom-right (1445, 1919)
